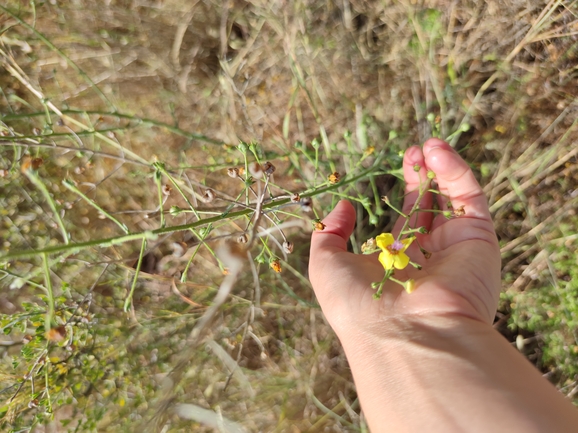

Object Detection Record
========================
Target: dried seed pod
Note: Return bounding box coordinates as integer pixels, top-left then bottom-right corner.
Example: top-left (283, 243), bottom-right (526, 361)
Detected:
top-left (361, 238), bottom-right (376, 253)
top-left (270, 259), bottom-right (282, 273)
top-left (290, 193), bottom-right (300, 203)
top-left (162, 184), bottom-right (172, 196)
top-left (46, 325), bottom-right (67, 342)
top-left (249, 161), bottom-right (263, 179)
top-left (21, 157), bottom-right (43, 173)
top-left (217, 241), bottom-right (245, 274)
top-left (227, 167), bottom-right (239, 178)
top-left (420, 247), bottom-right (432, 259)
top-left (262, 161), bottom-right (276, 176)
top-left (328, 172), bottom-right (341, 184)
top-left (452, 205), bottom-right (466, 217)
top-left (282, 241), bottom-right (294, 254)
top-left (237, 233), bottom-right (248, 243)
top-left (203, 188), bottom-right (216, 203)
top-left (300, 197), bottom-right (313, 212)
top-left (314, 220), bottom-right (326, 231)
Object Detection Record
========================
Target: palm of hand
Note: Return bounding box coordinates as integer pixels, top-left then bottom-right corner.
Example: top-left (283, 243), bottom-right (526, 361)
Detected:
top-left (309, 139), bottom-right (501, 336)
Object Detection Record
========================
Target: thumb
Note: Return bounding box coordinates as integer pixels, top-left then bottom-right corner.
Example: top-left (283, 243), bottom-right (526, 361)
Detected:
top-left (309, 200), bottom-right (356, 281)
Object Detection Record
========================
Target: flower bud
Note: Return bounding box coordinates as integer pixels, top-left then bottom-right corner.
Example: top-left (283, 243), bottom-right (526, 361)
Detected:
top-left (404, 279), bottom-right (416, 294)
top-left (237, 142), bottom-right (249, 154)
top-left (170, 206), bottom-right (182, 216)
top-left (413, 164), bottom-right (421, 172)
top-left (427, 170), bottom-right (436, 179)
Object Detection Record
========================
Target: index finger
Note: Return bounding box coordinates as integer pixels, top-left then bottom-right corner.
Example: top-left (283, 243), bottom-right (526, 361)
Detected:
top-left (423, 139), bottom-right (492, 224)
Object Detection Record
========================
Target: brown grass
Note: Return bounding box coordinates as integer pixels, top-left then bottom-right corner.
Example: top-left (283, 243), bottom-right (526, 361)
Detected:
top-left (1, 0), bottom-right (578, 431)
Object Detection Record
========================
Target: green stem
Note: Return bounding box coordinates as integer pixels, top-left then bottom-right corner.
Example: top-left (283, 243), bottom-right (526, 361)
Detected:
top-left (154, 169), bottom-right (166, 229)
top-left (2, 160), bottom-right (387, 260)
top-left (25, 169), bottom-right (69, 244)
top-left (42, 253), bottom-right (55, 330)
top-left (2, 109), bottom-right (222, 145)
top-left (124, 237), bottom-right (147, 312)
top-left (62, 179), bottom-right (129, 234)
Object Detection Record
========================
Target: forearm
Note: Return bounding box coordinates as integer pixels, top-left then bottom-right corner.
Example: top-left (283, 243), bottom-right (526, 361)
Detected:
top-left (340, 315), bottom-right (578, 433)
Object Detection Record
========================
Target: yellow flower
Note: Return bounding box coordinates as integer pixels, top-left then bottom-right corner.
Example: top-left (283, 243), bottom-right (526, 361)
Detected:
top-left (376, 233), bottom-right (414, 270)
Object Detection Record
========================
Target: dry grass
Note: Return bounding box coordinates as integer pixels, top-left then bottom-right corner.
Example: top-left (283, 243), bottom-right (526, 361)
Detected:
top-left (1, 0), bottom-right (578, 431)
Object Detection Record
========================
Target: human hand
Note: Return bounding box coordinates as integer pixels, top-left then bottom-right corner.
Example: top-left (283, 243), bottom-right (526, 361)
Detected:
top-left (309, 138), bottom-right (501, 340)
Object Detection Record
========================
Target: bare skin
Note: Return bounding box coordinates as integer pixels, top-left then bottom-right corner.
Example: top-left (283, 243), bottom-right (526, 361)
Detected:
top-left (309, 138), bottom-right (578, 432)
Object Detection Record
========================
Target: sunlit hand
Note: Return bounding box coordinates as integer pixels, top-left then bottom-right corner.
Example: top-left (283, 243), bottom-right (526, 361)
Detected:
top-left (309, 138), bottom-right (501, 339)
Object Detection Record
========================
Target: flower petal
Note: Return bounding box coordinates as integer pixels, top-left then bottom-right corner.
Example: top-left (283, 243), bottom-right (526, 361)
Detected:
top-left (378, 251), bottom-right (395, 270)
top-left (399, 237), bottom-right (415, 253)
top-left (376, 233), bottom-right (395, 250)
top-left (393, 252), bottom-right (410, 269)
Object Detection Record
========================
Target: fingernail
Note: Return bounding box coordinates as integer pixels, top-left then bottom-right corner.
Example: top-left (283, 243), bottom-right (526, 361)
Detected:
top-left (424, 138), bottom-right (449, 155)
top-left (425, 138), bottom-right (446, 148)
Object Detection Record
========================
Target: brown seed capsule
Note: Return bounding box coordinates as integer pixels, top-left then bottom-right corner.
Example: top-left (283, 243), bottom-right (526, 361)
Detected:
top-left (420, 247), bottom-right (432, 259)
top-left (262, 161), bottom-right (276, 176)
top-left (282, 241), bottom-right (294, 254)
top-left (21, 157), bottom-right (43, 173)
top-left (162, 184), bottom-right (172, 196)
top-left (32, 127), bottom-right (41, 136)
top-left (361, 238), bottom-right (376, 253)
top-left (301, 197), bottom-right (313, 212)
top-left (290, 193), bottom-right (300, 203)
top-left (46, 325), bottom-right (67, 342)
top-left (314, 220), bottom-right (326, 231)
top-left (237, 233), bottom-right (248, 243)
top-left (452, 205), bottom-right (466, 217)
top-left (270, 259), bottom-right (282, 273)
top-left (248, 161), bottom-right (263, 179)
top-left (203, 189), bottom-right (216, 203)
top-left (328, 172), bottom-right (341, 184)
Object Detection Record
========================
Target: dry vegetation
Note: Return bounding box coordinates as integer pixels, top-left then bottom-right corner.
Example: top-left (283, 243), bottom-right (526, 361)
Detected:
top-left (1, 0), bottom-right (578, 431)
